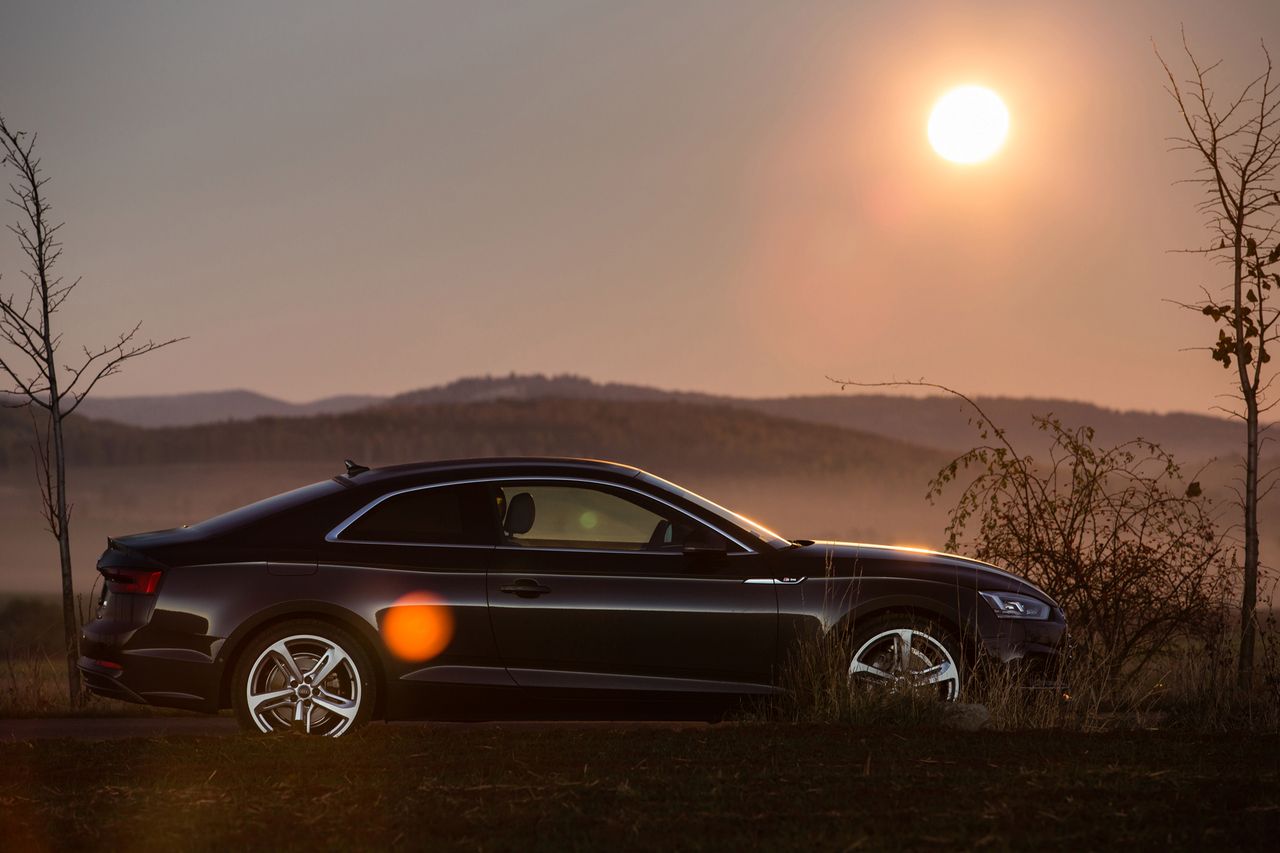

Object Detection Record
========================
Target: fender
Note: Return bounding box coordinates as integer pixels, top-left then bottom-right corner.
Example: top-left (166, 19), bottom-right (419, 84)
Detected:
top-left (840, 593), bottom-right (964, 634)
top-left (819, 581), bottom-right (985, 644)
top-left (215, 598), bottom-right (386, 707)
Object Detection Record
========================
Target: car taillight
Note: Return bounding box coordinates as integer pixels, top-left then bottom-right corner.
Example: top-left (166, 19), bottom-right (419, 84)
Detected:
top-left (102, 568), bottom-right (163, 595)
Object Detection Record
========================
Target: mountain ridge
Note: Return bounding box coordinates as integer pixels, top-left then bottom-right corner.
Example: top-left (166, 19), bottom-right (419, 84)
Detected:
top-left (0, 396), bottom-right (949, 478)
top-left (3, 373), bottom-right (1243, 461)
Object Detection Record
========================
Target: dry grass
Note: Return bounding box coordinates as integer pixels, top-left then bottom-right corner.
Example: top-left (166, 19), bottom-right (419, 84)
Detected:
top-left (1, 653), bottom-right (68, 716)
top-left (746, 605), bottom-right (1280, 733)
top-left (0, 653), bottom-right (190, 718)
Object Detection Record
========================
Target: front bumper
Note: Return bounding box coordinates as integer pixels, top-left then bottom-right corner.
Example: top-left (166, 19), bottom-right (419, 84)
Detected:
top-left (978, 610), bottom-right (1070, 690)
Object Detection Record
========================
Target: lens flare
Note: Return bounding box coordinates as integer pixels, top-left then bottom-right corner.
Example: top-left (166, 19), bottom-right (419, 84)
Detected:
top-left (381, 591), bottom-right (454, 662)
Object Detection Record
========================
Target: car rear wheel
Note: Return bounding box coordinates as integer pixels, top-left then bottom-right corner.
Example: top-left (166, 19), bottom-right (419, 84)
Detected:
top-left (847, 615), bottom-right (962, 701)
top-left (233, 620), bottom-right (376, 737)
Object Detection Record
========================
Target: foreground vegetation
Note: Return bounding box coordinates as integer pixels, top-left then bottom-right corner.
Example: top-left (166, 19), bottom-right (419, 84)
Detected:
top-left (1, 725), bottom-right (1275, 851)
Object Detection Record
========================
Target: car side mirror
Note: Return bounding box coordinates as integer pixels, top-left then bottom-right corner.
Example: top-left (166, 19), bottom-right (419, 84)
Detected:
top-left (682, 529), bottom-right (729, 559)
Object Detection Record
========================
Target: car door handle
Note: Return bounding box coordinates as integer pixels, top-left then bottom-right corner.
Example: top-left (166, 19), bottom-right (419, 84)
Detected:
top-left (499, 579), bottom-right (551, 598)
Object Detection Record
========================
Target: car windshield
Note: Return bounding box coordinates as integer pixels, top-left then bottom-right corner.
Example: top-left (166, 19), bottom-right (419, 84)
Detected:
top-left (637, 473), bottom-right (790, 549)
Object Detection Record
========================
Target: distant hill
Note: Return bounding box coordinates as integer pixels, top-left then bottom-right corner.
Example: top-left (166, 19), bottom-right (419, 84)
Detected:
top-left (79, 390), bottom-right (383, 426)
top-left (9, 373), bottom-right (1243, 462)
top-left (387, 374), bottom-right (714, 406)
top-left (0, 398), bottom-right (949, 479)
top-left (0, 390), bottom-right (384, 427)
top-left (386, 374), bottom-right (1242, 462)
top-left (737, 395), bottom-right (1241, 462)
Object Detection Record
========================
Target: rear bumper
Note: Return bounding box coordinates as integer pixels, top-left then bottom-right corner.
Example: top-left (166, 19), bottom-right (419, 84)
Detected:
top-left (78, 635), bottom-right (221, 713)
top-left (81, 581), bottom-right (226, 713)
top-left (78, 657), bottom-right (148, 705)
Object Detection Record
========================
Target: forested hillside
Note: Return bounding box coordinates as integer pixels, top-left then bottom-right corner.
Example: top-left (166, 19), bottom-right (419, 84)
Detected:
top-left (0, 398), bottom-right (948, 478)
top-left (18, 374), bottom-right (1241, 463)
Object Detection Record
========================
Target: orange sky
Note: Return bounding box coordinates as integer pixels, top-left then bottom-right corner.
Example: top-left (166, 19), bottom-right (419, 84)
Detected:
top-left (1, 1), bottom-right (1277, 412)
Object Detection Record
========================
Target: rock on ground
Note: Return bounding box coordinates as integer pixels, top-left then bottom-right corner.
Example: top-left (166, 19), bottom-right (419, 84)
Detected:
top-left (942, 703), bottom-right (991, 731)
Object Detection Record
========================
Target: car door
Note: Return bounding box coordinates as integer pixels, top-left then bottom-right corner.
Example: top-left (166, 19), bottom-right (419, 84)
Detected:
top-left (485, 478), bottom-right (779, 694)
top-left (317, 482), bottom-right (510, 712)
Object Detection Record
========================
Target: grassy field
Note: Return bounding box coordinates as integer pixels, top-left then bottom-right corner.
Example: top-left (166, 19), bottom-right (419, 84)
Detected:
top-left (0, 725), bottom-right (1275, 851)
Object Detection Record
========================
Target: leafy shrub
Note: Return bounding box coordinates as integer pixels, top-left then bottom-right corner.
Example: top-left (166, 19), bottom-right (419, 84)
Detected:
top-left (931, 412), bottom-right (1232, 692)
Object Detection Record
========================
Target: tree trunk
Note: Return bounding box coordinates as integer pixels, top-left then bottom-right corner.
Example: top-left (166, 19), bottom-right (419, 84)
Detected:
top-left (1233, 219), bottom-right (1259, 690)
top-left (52, 409), bottom-right (81, 707)
top-left (1239, 391), bottom-right (1259, 688)
top-left (32, 186), bottom-right (80, 707)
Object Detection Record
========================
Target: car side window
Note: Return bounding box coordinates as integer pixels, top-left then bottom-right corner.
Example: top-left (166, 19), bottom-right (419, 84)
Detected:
top-left (338, 484), bottom-right (494, 545)
top-left (495, 483), bottom-right (722, 552)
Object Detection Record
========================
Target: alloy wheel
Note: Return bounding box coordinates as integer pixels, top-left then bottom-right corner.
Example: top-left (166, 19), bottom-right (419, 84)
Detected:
top-left (848, 628), bottom-right (961, 701)
top-left (244, 633), bottom-right (363, 736)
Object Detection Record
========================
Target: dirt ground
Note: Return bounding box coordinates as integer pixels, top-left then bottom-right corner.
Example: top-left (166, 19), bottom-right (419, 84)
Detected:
top-left (1, 724), bottom-right (1275, 851)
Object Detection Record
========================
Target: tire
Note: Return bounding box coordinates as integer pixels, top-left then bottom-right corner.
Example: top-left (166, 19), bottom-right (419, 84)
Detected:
top-left (846, 614), bottom-right (963, 701)
top-left (232, 619), bottom-right (377, 737)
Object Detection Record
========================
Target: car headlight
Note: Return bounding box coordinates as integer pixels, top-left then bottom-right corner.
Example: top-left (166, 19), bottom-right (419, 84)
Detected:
top-left (979, 591), bottom-right (1051, 620)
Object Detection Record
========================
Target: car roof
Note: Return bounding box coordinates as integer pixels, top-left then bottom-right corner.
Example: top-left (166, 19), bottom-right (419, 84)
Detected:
top-left (337, 456), bottom-right (644, 488)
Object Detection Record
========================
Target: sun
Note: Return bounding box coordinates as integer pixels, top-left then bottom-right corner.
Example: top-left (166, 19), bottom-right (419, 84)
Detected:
top-left (928, 85), bottom-right (1009, 164)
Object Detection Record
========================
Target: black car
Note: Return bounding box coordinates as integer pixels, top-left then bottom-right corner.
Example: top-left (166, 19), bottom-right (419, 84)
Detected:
top-left (79, 457), bottom-right (1066, 736)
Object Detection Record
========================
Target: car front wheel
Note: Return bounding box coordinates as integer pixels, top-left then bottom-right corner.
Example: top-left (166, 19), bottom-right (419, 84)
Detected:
top-left (847, 615), bottom-right (962, 701)
top-left (232, 620), bottom-right (376, 737)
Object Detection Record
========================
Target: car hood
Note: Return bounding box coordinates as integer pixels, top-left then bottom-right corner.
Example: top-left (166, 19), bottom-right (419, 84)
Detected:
top-left (794, 540), bottom-right (1059, 606)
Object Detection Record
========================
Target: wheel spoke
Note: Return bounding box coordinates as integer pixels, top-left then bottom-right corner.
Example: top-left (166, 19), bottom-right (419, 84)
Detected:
top-left (305, 645), bottom-right (351, 684)
top-left (849, 659), bottom-right (894, 680)
top-left (894, 630), bottom-right (915, 674)
top-left (265, 640), bottom-right (305, 683)
top-left (917, 661), bottom-right (954, 685)
top-left (313, 689), bottom-right (360, 721)
top-left (292, 697), bottom-right (307, 727)
top-left (249, 687), bottom-right (294, 716)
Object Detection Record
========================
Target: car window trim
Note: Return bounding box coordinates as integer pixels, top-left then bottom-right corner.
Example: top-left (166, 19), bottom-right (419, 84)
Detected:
top-left (325, 482), bottom-right (494, 548)
top-left (326, 476), bottom-right (758, 554)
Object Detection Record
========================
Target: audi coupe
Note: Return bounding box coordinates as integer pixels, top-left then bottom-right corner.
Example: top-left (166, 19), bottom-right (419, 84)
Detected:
top-left (79, 458), bottom-right (1067, 736)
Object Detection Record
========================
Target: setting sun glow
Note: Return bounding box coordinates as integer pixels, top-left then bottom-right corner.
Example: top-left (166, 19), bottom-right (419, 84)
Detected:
top-left (927, 85), bottom-right (1009, 164)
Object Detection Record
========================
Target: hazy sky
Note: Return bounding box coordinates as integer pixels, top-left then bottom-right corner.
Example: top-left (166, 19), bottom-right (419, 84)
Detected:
top-left (1, 1), bottom-right (1278, 412)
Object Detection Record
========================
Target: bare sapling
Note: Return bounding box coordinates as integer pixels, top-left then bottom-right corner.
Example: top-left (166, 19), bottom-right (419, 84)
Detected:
top-left (0, 115), bottom-right (184, 706)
